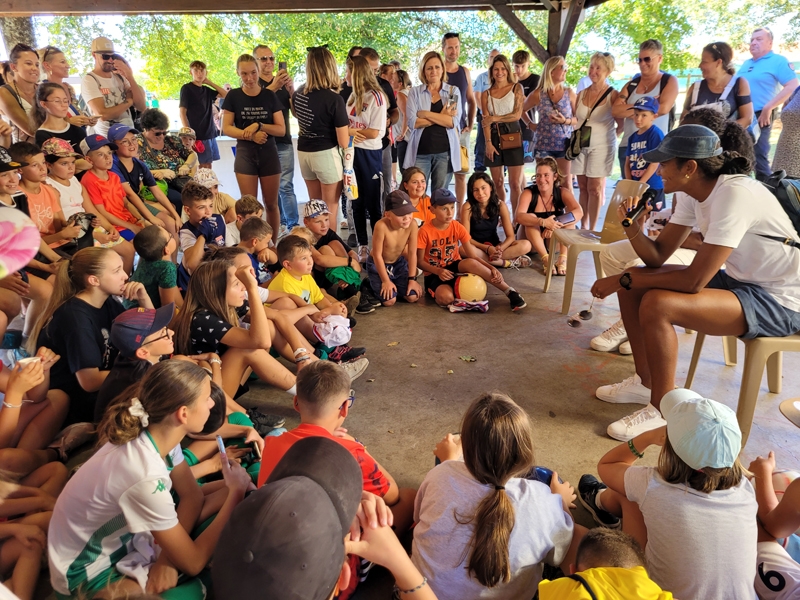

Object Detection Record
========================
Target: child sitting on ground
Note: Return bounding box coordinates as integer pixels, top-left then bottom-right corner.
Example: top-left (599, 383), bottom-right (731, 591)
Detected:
top-left (538, 528), bottom-right (674, 599)
top-left (401, 166), bottom-right (434, 227)
top-left (461, 172), bottom-right (532, 269)
top-left (361, 190), bottom-right (422, 311)
top-left (80, 134), bottom-right (146, 242)
top-left (236, 217), bottom-right (277, 286)
top-left (417, 189), bottom-right (527, 311)
top-left (580, 389), bottom-right (757, 600)
top-left (225, 194), bottom-right (263, 246)
top-left (256, 360), bottom-right (416, 533)
top-left (178, 181), bottom-right (226, 290)
top-left (413, 392), bottom-right (582, 598)
top-left (301, 200), bottom-right (362, 307)
top-left (125, 225), bottom-right (182, 309)
top-left (625, 97), bottom-right (665, 211)
top-left (194, 167), bottom-right (236, 223)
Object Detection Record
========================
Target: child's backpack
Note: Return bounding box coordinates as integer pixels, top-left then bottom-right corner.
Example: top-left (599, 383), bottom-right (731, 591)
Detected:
top-left (625, 72), bottom-right (676, 132)
top-left (760, 170), bottom-right (800, 249)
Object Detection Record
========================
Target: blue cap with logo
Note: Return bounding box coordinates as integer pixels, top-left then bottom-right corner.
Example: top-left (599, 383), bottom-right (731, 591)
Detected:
top-left (107, 123), bottom-right (139, 144)
top-left (633, 96), bottom-right (659, 114)
top-left (79, 134), bottom-right (118, 155)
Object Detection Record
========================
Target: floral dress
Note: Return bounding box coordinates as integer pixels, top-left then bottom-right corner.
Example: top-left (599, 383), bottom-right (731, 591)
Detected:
top-left (136, 134), bottom-right (190, 172)
top-left (773, 89), bottom-right (800, 178)
top-left (534, 88), bottom-right (573, 153)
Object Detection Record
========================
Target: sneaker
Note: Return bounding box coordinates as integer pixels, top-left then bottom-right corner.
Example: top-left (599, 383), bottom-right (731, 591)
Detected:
top-left (278, 224), bottom-right (290, 239)
top-left (506, 255), bottom-right (532, 269)
top-left (508, 290), bottom-right (527, 311)
top-left (357, 245), bottom-right (370, 264)
top-left (340, 220), bottom-right (349, 230)
top-left (48, 422), bottom-right (96, 462)
top-left (595, 374), bottom-right (651, 405)
top-left (619, 340), bottom-right (632, 355)
top-left (578, 474), bottom-right (621, 529)
top-left (590, 319), bottom-right (628, 352)
top-left (343, 292), bottom-right (361, 317)
top-left (339, 357), bottom-right (369, 382)
top-left (360, 280), bottom-right (382, 308)
top-left (606, 404), bottom-right (666, 442)
top-left (327, 344), bottom-right (367, 363)
top-left (246, 408), bottom-right (286, 437)
top-left (356, 293), bottom-right (376, 314)
top-left (347, 234), bottom-right (357, 248)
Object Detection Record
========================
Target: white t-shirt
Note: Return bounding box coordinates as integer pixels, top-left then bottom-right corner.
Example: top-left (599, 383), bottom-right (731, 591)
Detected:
top-left (47, 177), bottom-right (84, 219)
top-left (80, 72), bottom-right (134, 137)
top-left (670, 174), bottom-right (800, 312)
top-left (225, 221), bottom-right (240, 246)
top-left (48, 432), bottom-right (180, 595)
top-left (347, 89), bottom-right (388, 151)
top-left (625, 465), bottom-right (758, 600)
top-left (412, 460), bottom-right (574, 600)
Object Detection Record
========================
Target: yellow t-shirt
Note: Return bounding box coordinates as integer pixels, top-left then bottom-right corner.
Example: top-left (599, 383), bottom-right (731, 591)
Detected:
top-left (538, 566), bottom-right (674, 600)
top-left (267, 268), bottom-right (324, 305)
top-left (214, 192), bottom-right (236, 216)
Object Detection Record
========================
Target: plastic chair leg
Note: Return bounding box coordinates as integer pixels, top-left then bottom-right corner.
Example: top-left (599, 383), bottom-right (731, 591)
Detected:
top-left (767, 350), bottom-right (783, 394)
top-left (543, 249), bottom-right (556, 293)
top-left (592, 251), bottom-right (605, 280)
top-left (684, 332), bottom-right (707, 389)
top-left (560, 249), bottom-right (581, 315)
top-left (737, 342), bottom-right (770, 446)
top-left (722, 336), bottom-right (738, 367)
top-left (684, 328), bottom-right (695, 334)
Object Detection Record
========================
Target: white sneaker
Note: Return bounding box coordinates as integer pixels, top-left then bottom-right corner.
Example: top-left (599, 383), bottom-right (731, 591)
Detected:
top-left (619, 340), bottom-right (632, 355)
top-left (278, 224), bottom-right (290, 239)
top-left (340, 357), bottom-right (369, 382)
top-left (596, 374), bottom-right (651, 405)
top-left (607, 404), bottom-right (666, 441)
top-left (590, 319), bottom-right (628, 352)
top-left (357, 245), bottom-right (370, 264)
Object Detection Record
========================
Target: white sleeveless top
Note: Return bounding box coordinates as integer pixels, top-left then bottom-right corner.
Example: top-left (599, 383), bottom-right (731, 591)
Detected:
top-left (575, 88), bottom-right (616, 148)
top-left (621, 78), bottom-right (671, 146)
top-left (46, 177), bottom-right (85, 219)
top-left (487, 86), bottom-right (517, 117)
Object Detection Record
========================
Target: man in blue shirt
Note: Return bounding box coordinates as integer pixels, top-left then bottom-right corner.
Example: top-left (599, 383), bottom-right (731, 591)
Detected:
top-left (472, 48), bottom-right (499, 173)
top-left (737, 27), bottom-right (799, 180)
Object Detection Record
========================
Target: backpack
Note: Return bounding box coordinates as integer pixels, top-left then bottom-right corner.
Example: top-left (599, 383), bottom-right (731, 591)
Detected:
top-left (761, 170), bottom-right (800, 249)
top-left (625, 72), bottom-right (676, 132)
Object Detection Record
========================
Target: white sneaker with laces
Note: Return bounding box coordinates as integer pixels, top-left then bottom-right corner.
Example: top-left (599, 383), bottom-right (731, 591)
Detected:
top-left (619, 340), bottom-right (632, 355)
top-left (596, 374), bottom-right (651, 404)
top-left (590, 319), bottom-right (628, 352)
top-left (607, 404), bottom-right (666, 441)
top-left (357, 245), bottom-right (370, 264)
top-left (340, 357), bottom-right (369, 382)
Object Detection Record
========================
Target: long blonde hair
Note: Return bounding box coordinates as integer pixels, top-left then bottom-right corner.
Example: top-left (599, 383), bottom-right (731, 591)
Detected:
top-left (347, 55), bottom-right (387, 116)
top-left (535, 56), bottom-right (567, 94)
top-left (304, 46), bottom-right (340, 93)
top-left (26, 247), bottom-right (115, 354)
top-left (457, 392), bottom-right (535, 587)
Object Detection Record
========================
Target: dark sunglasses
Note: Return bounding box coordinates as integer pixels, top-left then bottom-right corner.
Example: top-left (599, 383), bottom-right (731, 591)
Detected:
top-left (94, 53), bottom-right (116, 61)
top-left (258, 56), bottom-right (275, 62)
top-left (152, 130), bottom-right (167, 137)
top-left (306, 44), bottom-right (329, 51)
top-left (635, 56), bottom-right (656, 64)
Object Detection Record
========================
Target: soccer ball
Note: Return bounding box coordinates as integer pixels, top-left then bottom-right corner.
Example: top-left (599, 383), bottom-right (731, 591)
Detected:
top-left (454, 274), bottom-right (487, 302)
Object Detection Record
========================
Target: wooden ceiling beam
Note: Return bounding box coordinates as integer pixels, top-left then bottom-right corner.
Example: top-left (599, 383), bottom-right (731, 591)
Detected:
top-left (556, 0), bottom-right (585, 56)
top-left (491, 2), bottom-right (549, 64)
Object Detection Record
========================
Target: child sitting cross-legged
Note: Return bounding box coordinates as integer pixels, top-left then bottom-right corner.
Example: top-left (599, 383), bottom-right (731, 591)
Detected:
top-left (579, 389), bottom-right (757, 600)
top-left (359, 190), bottom-right (423, 312)
top-left (125, 225), bottom-right (182, 310)
top-left (236, 217), bottom-right (278, 286)
top-left (538, 528), bottom-right (674, 599)
top-left (256, 360), bottom-right (416, 535)
top-left (418, 189), bottom-right (527, 311)
top-left (225, 194), bottom-right (263, 247)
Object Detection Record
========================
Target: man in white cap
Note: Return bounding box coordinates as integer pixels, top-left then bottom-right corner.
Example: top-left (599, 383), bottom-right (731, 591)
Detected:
top-left (81, 37), bottom-right (146, 137)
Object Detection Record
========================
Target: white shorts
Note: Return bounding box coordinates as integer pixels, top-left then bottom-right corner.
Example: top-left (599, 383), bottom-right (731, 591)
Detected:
top-left (298, 148), bottom-right (343, 185)
top-left (756, 541), bottom-right (800, 600)
top-left (572, 143), bottom-right (616, 178)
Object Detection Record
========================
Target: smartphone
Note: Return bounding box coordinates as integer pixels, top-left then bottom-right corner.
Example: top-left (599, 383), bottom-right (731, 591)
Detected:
top-left (216, 435), bottom-right (227, 462)
top-left (555, 212), bottom-right (576, 225)
top-left (251, 441), bottom-right (262, 461)
top-left (278, 61), bottom-right (287, 71)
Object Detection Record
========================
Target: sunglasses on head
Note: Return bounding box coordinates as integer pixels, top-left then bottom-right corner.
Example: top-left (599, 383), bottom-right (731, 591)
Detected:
top-left (306, 44), bottom-right (329, 51)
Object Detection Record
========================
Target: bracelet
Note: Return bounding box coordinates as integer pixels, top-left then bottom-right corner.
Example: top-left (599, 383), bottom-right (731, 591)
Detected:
top-left (394, 577), bottom-right (428, 595)
top-left (2, 399), bottom-right (34, 409)
top-left (209, 358), bottom-right (222, 367)
top-left (628, 226), bottom-right (642, 241)
top-left (347, 256), bottom-right (352, 267)
top-left (628, 439), bottom-right (645, 459)
top-left (293, 347), bottom-right (309, 358)
top-left (295, 355), bottom-right (311, 363)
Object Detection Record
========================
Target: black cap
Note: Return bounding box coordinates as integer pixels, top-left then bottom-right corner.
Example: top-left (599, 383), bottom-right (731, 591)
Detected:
top-left (431, 188), bottom-right (457, 206)
top-left (0, 147), bottom-right (26, 173)
top-left (385, 190), bottom-right (415, 215)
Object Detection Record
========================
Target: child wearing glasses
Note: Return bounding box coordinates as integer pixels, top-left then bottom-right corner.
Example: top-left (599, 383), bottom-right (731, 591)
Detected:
top-left (256, 360), bottom-right (416, 535)
top-left (32, 83), bottom-right (88, 171)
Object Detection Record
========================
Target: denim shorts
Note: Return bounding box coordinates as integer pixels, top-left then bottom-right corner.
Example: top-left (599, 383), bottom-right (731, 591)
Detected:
top-left (197, 138), bottom-right (220, 163)
top-left (535, 149), bottom-right (566, 160)
top-left (707, 270), bottom-right (800, 339)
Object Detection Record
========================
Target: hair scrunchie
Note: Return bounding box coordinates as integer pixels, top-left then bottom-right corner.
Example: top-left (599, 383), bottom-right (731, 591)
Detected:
top-left (129, 397), bottom-right (150, 427)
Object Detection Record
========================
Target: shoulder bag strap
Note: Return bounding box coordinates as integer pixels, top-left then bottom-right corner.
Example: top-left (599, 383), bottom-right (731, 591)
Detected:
top-left (567, 574), bottom-right (599, 600)
top-left (691, 80), bottom-right (700, 106)
top-left (719, 76), bottom-right (738, 102)
top-left (577, 86), bottom-right (613, 130)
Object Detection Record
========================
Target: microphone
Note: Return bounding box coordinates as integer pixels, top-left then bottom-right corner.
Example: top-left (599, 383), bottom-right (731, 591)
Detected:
top-left (621, 188), bottom-right (658, 228)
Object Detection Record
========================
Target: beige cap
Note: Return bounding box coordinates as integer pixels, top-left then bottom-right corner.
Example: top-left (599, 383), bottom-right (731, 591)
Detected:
top-left (91, 37), bottom-right (115, 53)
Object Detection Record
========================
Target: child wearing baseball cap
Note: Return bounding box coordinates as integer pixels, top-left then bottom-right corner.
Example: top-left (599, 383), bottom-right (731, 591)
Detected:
top-left (194, 167), bottom-right (236, 223)
top-left (360, 190), bottom-right (423, 311)
top-left (579, 389), bottom-right (757, 600)
top-left (418, 188), bottom-right (527, 311)
top-left (625, 96), bottom-right (665, 211)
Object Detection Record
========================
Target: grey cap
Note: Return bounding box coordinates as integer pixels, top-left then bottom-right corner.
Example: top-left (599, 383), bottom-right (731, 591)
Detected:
top-left (642, 124), bottom-right (723, 164)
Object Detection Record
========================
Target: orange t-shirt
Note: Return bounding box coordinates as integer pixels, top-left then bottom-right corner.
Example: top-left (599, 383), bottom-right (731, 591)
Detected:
top-left (417, 219), bottom-right (471, 268)
top-left (256, 423), bottom-right (390, 497)
top-left (81, 170), bottom-right (138, 231)
top-left (411, 195), bottom-right (434, 226)
top-left (26, 183), bottom-right (67, 248)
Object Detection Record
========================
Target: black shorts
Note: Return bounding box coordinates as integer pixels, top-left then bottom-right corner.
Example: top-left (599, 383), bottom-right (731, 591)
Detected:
top-left (485, 128), bottom-right (524, 168)
top-left (424, 260), bottom-right (462, 297)
top-left (234, 141), bottom-right (281, 177)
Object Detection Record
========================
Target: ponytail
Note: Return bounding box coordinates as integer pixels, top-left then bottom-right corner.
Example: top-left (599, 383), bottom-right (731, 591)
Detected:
top-left (97, 360), bottom-right (209, 446)
top-left (456, 392), bottom-right (535, 587)
top-left (26, 247), bottom-right (114, 355)
top-left (719, 120), bottom-right (755, 169)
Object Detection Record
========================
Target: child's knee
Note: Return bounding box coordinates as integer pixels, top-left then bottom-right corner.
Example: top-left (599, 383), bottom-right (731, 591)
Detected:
top-left (435, 286), bottom-right (454, 306)
top-left (382, 297), bottom-right (397, 307)
top-left (458, 258), bottom-right (482, 273)
top-left (405, 292), bottom-right (420, 303)
top-left (270, 297), bottom-right (295, 311)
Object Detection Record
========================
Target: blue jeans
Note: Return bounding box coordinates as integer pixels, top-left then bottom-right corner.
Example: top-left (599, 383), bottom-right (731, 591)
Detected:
top-left (277, 143), bottom-right (299, 228)
top-left (474, 114), bottom-right (486, 172)
top-left (415, 151), bottom-right (452, 195)
top-left (753, 111), bottom-right (773, 181)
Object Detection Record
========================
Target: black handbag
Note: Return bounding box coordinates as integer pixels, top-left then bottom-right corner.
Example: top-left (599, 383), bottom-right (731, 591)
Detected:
top-left (565, 87), bottom-right (613, 161)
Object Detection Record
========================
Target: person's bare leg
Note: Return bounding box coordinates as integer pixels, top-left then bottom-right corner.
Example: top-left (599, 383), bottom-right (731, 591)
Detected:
top-left (304, 178), bottom-right (322, 201)
top-left (15, 390), bottom-right (69, 451)
top-left (259, 174), bottom-right (281, 245)
top-left (459, 258), bottom-right (510, 293)
top-left (640, 288), bottom-right (747, 410)
top-left (556, 157), bottom-right (571, 183)
top-left (0, 538), bottom-right (42, 600)
top-left (524, 226), bottom-right (548, 259)
top-left (235, 173), bottom-right (259, 198)
top-left (0, 289), bottom-right (21, 339)
top-left (596, 487), bottom-right (648, 550)
top-left (320, 181), bottom-right (343, 226)
top-left (0, 449), bottom-right (53, 479)
top-left (587, 176), bottom-right (605, 231)
top-left (577, 174), bottom-right (590, 229)
top-left (220, 347), bottom-right (295, 398)
top-left (455, 172), bottom-right (466, 203)
top-left (501, 239), bottom-right (532, 260)
top-left (433, 285), bottom-right (455, 307)
top-left (19, 462), bottom-right (68, 498)
top-left (389, 487), bottom-right (417, 536)
top-left (507, 165), bottom-right (523, 215)
top-left (489, 166), bottom-right (506, 205)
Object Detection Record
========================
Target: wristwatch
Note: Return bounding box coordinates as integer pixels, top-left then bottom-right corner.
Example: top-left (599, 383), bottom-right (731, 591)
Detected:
top-left (619, 272), bottom-right (632, 291)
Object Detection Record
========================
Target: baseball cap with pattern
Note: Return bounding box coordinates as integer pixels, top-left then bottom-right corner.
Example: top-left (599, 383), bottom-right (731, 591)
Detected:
top-left (0, 147), bottom-right (26, 173)
top-left (194, 168), bottom-right (221, 189)
top-left (303, 199), bottom-right (330, 219)
top-left (178, 127), bottom-right (196, 138)
top-left (633, 96), bottom-right (659, 114)
top-left (110, 304), bottom-right (176, 358)
top-left (41, 138), bottom-right (81, 159)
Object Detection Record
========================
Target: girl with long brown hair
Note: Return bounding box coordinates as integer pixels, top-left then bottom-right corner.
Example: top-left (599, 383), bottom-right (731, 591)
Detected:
top-left (32, 82), bottom-right (87, 159)
top-left (412, 392), bottom-right (583, 598)
top-left (0, 44), bottom-right (39, 143)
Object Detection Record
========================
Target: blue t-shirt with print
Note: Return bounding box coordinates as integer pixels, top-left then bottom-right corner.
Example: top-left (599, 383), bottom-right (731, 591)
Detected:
top-left (627, 125), bottom-right (664, 190)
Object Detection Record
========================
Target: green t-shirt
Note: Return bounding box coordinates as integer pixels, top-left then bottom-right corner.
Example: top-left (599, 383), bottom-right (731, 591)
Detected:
top-left (123, 260), bottom-right (178, 309)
